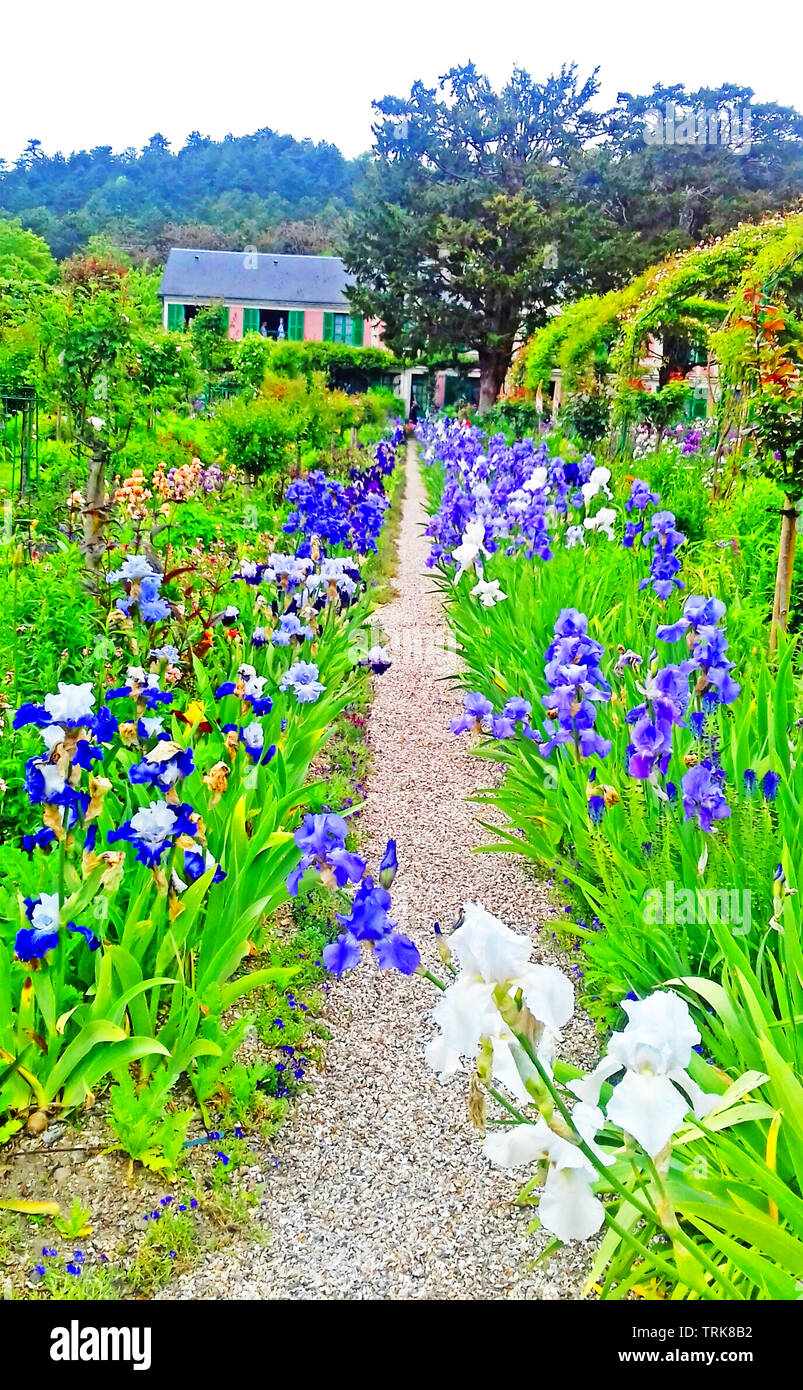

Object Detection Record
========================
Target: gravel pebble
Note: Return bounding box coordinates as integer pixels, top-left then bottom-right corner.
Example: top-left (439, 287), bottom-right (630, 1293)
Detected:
top-left (166, 444), bottom-right (596, 1301)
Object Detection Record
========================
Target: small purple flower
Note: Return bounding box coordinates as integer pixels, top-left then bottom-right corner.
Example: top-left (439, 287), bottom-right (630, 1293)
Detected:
top-left (378, 839), bottom-right (397, 888)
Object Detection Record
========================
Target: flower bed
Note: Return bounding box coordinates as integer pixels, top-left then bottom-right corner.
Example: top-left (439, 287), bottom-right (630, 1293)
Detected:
top-left (404, 416), bottom-right (803, 1299)
top-left (0, 425), bottom-right (404, 1170)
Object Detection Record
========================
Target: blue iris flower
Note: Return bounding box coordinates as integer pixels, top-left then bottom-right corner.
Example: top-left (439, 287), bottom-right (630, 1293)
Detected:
top-left (451, 691), bottom-right (493, 735)
top-left (108, 800), bottom-right (198, 867)
top-left (286, 812), bottom-right (365, 895)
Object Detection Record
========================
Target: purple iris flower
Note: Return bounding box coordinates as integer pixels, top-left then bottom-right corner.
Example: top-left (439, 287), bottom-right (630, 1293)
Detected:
top-left (138, 576), bottom-right (171, 624)
top-left (657, 595), bottom-right (727, 645)
top-left (640, 549), bottom-right (684, 600)
top-left (625, 478), bottom-right (661, 512)
top-left (295, 812), bottom-right (348, 857)
top-left (451, 692), bottom-right (494, 735)
top-left (374, 932), bottom-right (420, 974)
top-left (69, 923), bottom-right (101, 951)
top-left (22, 828), bottom-right (57, 852)
top-left (184, 850), bottom-right (227, 884)
top-left (106, 676), bottom-right (173, 710)
top-left (503, 696), bottom-right (531, 723)
top-left (335, 877), bottom-right (392, 941)
top-left (72, 739), bottom-right (103, 772)
top-left (273, 614), bottom-right (315, 647)
top-left (541, 610), bottom-right (612, 760)
top-left (628, 663), bottom-right (692, 728)
top-left (323, 864), bottom-right (420, 978)
top-left (690, 625), bottom-right (741, 706)
top-left (129, 744), bottom-right (195, 792)
top-left (322, 933), bottom-right (361, 975)
top-left (91, 706), bottom-right (118, 743)
top-left (681, 763), bottom-right (731, 831)
top-left (287, 813), bottom-right (365, 895)
top-left (614, 648), bottom-right (643, 676)
top-left (640, 511), bottom-right (686, 599)
top-left (643, 511), bottom-right (685, 548)
top-left (279, 661), bottom-right (326, 704)
top-left (627, 716), bottom-right (673, 779)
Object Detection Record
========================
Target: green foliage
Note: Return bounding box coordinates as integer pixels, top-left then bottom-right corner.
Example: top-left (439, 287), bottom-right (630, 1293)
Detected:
top-left (0, 216), bottom-right (57, 284)
top-left (53, 1197), bottom-right (92, 1240)
top-left (561, 392), bottom-right (611, 444)
top-left (189, 303), bottom-right (231, 374)
top-left (108, 1071), bottom-right (193, 1173)
top-left (623, 380), bottom-right (691, 436)
top-left (215, 392), bottom-right (299, 481)
top-left (477, 400), bottom-right (546, 439)
top-left (523, 213), bottom-right (803, 450)
top-left (0, 545), bottom-right (98, 838)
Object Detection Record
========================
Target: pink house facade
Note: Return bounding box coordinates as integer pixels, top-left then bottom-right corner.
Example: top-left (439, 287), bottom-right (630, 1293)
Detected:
top-left (159, 247), bottom-right (382, 348)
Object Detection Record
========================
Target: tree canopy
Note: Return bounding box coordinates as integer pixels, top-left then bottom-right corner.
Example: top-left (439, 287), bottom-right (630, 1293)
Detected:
top-left (344, 67), bottom-right (803, 409)
top-left (344, 63), bottom-right (606, 409)
top-left (0, 128), bottom-right (358, 262)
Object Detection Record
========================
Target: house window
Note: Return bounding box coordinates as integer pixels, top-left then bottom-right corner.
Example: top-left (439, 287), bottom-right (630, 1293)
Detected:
top-left (242, 308), bottom-right (304, 339)
top-left (322, 313), bottom-right (364, 346)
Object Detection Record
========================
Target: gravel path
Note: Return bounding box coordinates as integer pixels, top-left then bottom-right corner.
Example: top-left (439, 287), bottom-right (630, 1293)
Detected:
top-left (168, 443), bottom-right (596, 1301)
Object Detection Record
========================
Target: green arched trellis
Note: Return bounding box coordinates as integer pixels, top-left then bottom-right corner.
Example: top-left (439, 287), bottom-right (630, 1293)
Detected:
top-left (520, 212), bottom-right (803, 411)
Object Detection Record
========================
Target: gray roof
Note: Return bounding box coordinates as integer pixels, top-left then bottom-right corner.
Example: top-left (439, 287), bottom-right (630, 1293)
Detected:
top-left (158, 248), bottom-right (353, 309)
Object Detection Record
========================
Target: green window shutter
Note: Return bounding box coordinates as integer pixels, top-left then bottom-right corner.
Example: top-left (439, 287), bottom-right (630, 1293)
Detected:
top-left (288, 310), bottom-right (305, 341)
top-left (167, 302), bottom-right (185, 331)
top-left (348, 315), bottom-right (364, 348)
top-left (243, 307), bottom-right (259, 334)
top-left (220, 305), bottom-right (229, 334)
top-left (322, 311), bottom-right (334, 341)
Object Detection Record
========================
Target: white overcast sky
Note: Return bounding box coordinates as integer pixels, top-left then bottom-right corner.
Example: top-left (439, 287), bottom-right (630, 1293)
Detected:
top-left (2, 0), bottom-right (801, 163)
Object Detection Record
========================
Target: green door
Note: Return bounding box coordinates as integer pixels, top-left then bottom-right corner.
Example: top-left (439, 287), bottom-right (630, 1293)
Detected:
top-left (243, 307), bottom-right (259, 335)
top-left (167, 302), bottom-right (185, 331)
top-left (322, 312), bottom-right (334, 342)
top-left (288, 310), bottom-right (305, 341)
top-left (348, 315), bottom-right (364, 347)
